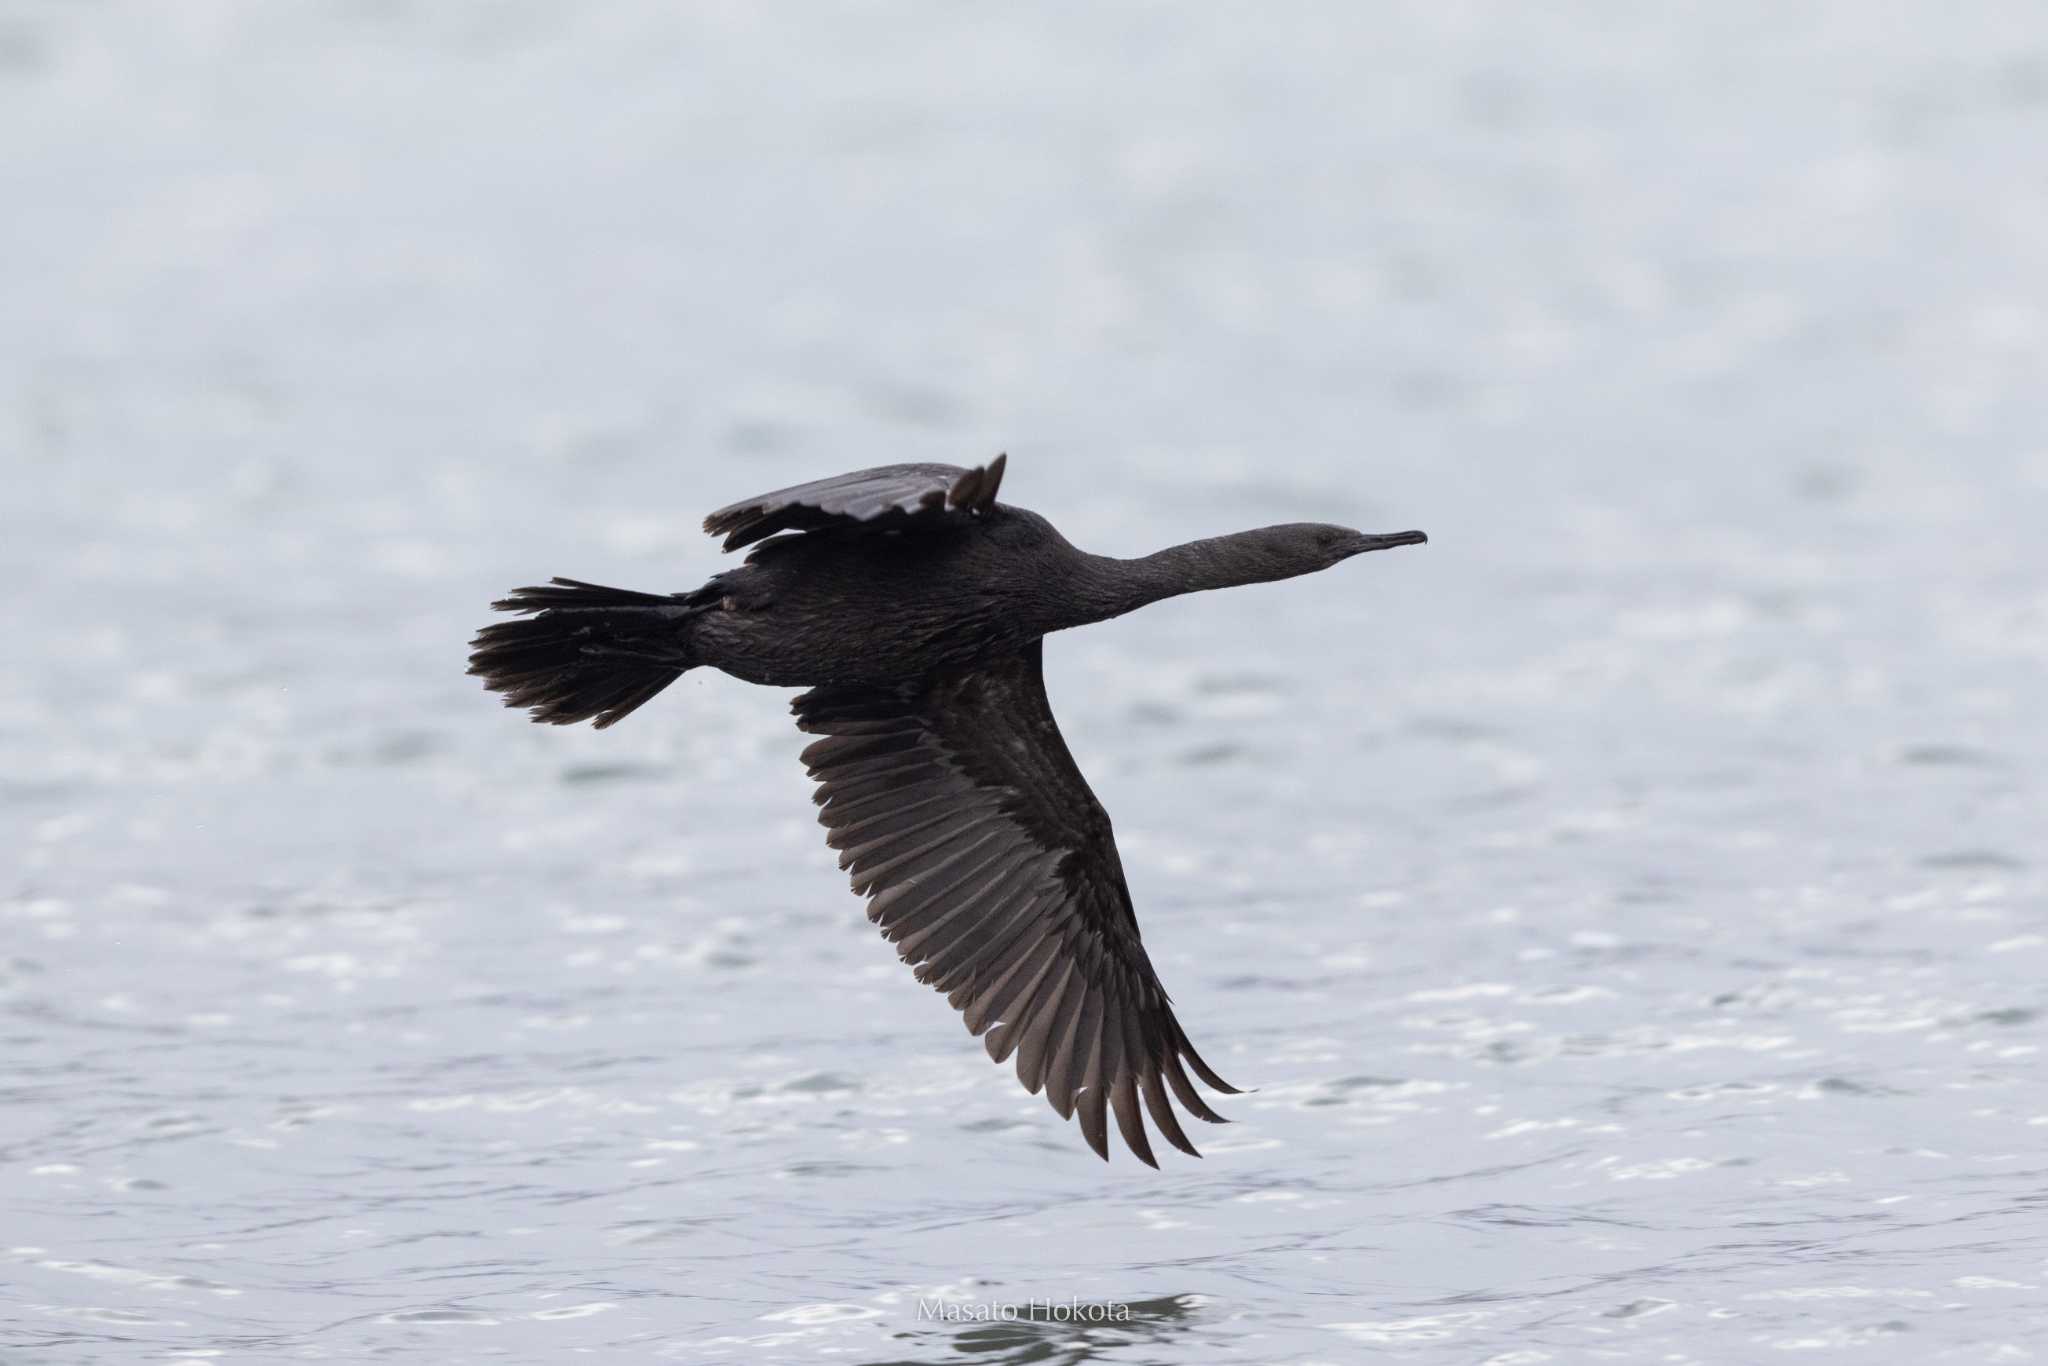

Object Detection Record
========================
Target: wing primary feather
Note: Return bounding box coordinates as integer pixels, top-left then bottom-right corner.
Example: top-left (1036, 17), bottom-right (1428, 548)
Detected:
top-left (1049, 986), bottom-right (1102, 1122)
top-left (1140, 1067), bottom-right (1200, 1158)
top-left (890, 853), bottom-right (1031, 956)
top-left (823, 791), bottom-right (956, 846)
top-left (833, 804), bottom-right (989, 868)
top-left (847, 826), bottom-right (997, 893)
top-left (1012, 960), bottom-right (1077, 1096)
top-left (812, 762), bottom-right (951, 811)
top-left (796, 715), bottom-right (924, 739)
top-left (913, 875), bottom-right (1046, 986)
top-left (873, 842), bottom-right (1023, 935)
top-left (1076, 1075), bottom-right (1110, 1161)
top-left (1163, 1051), bottom-right (1230, 1125)
top-left (1177, 1034), bottom-right (1241, 1095)
top-left (1076, 996), bottom-right (1115, 1160)
top-left (1109, 1071), bottom-right (1159, 1169)
top-left (971, 934), bottom-right (1060, 1045)
top-left (896, 854), bottom-right (1037, 962)
top-left (943, 889), bottom-right (1058, 1007)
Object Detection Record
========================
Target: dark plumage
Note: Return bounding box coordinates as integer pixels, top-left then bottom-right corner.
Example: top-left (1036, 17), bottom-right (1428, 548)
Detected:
top-left (467, 456), bottom-right (1426, 1166)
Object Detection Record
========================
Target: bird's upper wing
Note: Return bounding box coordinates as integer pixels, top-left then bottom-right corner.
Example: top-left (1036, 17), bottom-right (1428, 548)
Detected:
top-left (792, 641), bottom-right (1238, 1166)
top-left (702, 455), bottom-right (1007, 552)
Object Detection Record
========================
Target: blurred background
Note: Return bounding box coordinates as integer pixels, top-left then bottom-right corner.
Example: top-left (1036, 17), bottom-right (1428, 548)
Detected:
top-left (5, 3), bottom-right (2046, 1362)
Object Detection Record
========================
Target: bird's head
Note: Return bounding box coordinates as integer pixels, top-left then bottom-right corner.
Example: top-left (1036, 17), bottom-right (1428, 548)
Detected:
top-left (1259, 522), bottom-right (1430, 574)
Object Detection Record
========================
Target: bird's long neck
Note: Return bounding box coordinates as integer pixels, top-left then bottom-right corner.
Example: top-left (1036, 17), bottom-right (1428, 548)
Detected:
top-left (1063, 533), bottom-right (1294, 626)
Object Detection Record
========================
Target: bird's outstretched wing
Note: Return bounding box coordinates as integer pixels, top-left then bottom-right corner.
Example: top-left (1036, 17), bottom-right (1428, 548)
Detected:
top-left (703, 455), bottom-right (1007, 552)
top-left (792, 641), bottom-right (1238, 1166)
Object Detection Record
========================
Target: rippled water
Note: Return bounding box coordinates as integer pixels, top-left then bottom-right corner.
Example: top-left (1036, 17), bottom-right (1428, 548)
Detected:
top-left (7, 4), bottom-right (2048, 1362)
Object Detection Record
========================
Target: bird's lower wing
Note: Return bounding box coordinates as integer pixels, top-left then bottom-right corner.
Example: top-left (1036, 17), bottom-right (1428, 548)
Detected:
top-left (791, 641), bottom-right (1237, 1166)
top-left (703, 455), bottom-right (1006, 552)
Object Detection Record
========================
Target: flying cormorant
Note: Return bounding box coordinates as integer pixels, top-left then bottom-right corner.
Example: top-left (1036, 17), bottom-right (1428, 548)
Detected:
top-left (468, 455), bottom-right (1425, 1165)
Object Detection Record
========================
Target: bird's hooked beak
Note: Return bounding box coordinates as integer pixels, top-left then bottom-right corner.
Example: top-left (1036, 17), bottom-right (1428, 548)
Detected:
top-left (1340, 528), bottom-right (1429, 558)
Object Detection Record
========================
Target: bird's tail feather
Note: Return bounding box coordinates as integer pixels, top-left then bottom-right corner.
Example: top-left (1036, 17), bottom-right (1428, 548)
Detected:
top-left (468, 577), bottom-right (701, 729)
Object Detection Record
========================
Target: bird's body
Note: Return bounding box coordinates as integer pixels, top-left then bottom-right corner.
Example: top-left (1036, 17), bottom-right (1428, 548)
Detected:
top-left (468, 457), bottom-right (1424, 1165)
top-left (693, 509), bottom-right (1074, 686)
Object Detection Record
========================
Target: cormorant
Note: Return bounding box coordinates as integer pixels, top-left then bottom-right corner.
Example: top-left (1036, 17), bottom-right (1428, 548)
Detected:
top-left (467, 455), bottom-right (1426, 1165)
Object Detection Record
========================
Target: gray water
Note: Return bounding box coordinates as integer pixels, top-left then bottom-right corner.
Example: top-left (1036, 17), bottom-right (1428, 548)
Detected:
top-left (6, 4), bottom-right (2047, 1362)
